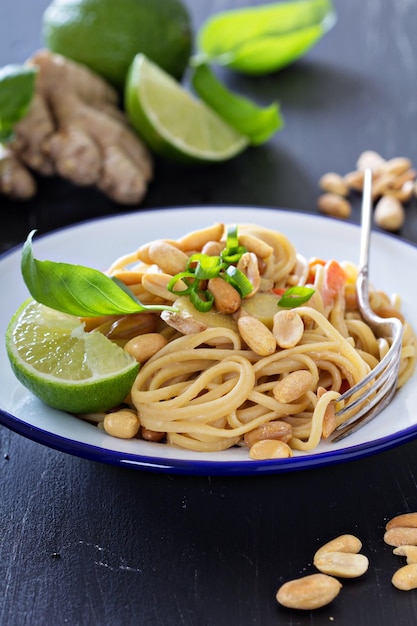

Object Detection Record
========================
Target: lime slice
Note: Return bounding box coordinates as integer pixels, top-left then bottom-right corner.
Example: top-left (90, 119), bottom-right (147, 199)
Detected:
top-left (5, 300), bottom-right (139, 414)
top-left (125, 53), bottom-right (249, 163)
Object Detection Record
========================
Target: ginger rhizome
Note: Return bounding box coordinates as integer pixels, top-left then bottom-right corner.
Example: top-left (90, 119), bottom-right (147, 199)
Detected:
top-left (0, 50), bottom-right (153, 204)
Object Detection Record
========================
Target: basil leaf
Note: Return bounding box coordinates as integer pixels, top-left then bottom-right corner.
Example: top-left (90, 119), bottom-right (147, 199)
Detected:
top-left (197, 0), bottom-right (336, 75)
top-left (0, 65), bottom-right (37, 142)
top-left (191, 63), bottom-right (282, 145)
top-left (278, 286), bottom-right (315, 308)
top-left (21, 231), bottom-right (176, 317)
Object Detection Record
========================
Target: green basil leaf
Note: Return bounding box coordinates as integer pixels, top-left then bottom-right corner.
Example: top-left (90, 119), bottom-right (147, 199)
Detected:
top-left (191, 63), bottom-right (282, 144)
top-left (0, 65), bottom-right (37, 142)
top-left (197, 0), bottom-right (336, 75)
top-left (21, 231), bottom-right (176, 317)
top-left (278, 286), bottom-right (315, 308)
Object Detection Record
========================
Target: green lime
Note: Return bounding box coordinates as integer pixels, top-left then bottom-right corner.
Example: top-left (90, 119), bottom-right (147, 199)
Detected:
top-left (42, 0), bottom-right (192, 89)
top-left (125, 54), bottom-right (249, 163)
top-left (5, 300), bottom-right (139, 414)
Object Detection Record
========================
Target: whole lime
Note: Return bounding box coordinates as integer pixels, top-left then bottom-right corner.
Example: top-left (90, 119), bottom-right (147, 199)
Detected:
top-left (42, 0), bottom-right (193, 89)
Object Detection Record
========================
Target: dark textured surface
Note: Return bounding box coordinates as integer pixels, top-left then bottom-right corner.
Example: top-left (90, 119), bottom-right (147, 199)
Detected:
top-left (1, 1), bottom-right (417, 624)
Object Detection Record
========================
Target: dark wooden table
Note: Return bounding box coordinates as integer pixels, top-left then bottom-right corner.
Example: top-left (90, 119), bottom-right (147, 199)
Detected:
top-left (1, 1), bottom-right (417, 624)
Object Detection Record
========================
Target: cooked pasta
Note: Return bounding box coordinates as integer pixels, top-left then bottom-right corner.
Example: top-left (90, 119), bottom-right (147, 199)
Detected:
top-left (81, 222), bottom-right (417, 457)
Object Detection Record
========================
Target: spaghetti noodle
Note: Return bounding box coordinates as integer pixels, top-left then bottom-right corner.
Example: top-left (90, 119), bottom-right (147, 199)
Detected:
top-left (83, 222), bottom-right (417, 457)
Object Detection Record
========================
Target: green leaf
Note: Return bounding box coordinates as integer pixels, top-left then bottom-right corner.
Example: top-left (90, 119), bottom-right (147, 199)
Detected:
top-left (197, 0), bottom-right (336, 75)
top-left (21, 231), bottom-right (176, 317)
top-left (191, 63), bottom-right (282, 144)
top-left (278, 285), bottom-right (315, 308)
top-left (0, 64), bottom-right (37, 142)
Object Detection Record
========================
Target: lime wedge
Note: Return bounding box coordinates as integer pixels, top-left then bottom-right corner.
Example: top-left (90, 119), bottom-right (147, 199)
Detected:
top-left (5, 300), bottom-right (139, 414)
top-left (125, 53), bottom-right (249, 163)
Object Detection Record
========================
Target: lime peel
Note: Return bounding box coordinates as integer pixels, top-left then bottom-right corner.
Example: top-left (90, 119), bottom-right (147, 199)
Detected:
top-left (6, 299), bottom-right (140, 414)
top-left (125, 53), bottom-right (249, 163)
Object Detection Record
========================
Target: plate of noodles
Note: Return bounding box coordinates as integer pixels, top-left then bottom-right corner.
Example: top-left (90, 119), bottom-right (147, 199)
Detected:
top-left (0, 206), bottom-right (416, 475)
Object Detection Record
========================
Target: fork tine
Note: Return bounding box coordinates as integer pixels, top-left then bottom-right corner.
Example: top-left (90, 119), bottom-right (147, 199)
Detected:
top-left (331, 168), bottom-right (404, 441)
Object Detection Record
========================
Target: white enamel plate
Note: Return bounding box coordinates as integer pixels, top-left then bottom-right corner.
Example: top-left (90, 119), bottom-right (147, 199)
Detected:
top-left (1, 207), bottom-right (416, 475)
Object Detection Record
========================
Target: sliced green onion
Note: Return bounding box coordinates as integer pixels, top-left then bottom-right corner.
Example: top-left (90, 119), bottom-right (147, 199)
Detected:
top-left (190, 288), bottom-right (214, 312)
top-left (167, 271), bottom-right (195, 295)
top-left (224, 265), bottom-right (253, 298)
top-left (189, 253), bottom-right (223, 279)
top-left (278, 286), bottom-right (315, 308)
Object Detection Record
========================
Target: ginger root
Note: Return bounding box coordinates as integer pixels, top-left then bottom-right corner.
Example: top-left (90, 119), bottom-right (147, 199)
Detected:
top-left (0, 50), bottom-right (153, 204)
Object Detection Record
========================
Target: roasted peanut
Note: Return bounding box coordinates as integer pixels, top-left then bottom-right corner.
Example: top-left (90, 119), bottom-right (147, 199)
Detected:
top-left (317, 193), bottom-right (351, 219)
top-left (141, 426), bottom-right (166, 442)
top-left (124, 333), bottom-right (168, 362)
top-left (382, 156), bottom-right (412, 177)
top-left (314, 534), bottom-right (362, 561)
top-left (319, 172), bottom-right (349, 196)
top-left (207, 277), bottom-right (241, 314)
top-left (344, 169), bottom-right (364, 191)
top-left (103, 409), bottom-right (140, 439)
top-left (147, 240), bottom-right (189, 275)
top-left (105, 312), bottom-right (157, 339)
top-left (273, 370), bottom-right (314, 403)
top-left (386, 512), bottom-right (417, 530)
top-left (356, 150), bottom-right (386, 172)
top-left (201, 240), bottom-right (225, 256)
top-left (142, 271), bottom-right (186, 302)
top-left (393, 546), bottom-right (417, 564)
top-left (243, 421), bottom-right (292, 447)
top-left (238, 233), bottom-right (274, 259)
top-left (392, 564), bottom-right (417, 591)
top-left (374, 195), bottom-right (405, 231)
top-left (237, 315), bottom-right (276, 356)
top-left (317, 386), bottom-right (337, 439)
top-left (237, 251), bottom-right (261, 297)
top-left (314, 551), bottom-right (369, 578)
top-left (248, 438), bottom-right (293, 460)
top-left (384, 180), bottom-right (414, 203)
top-left (177, 223), bottom-right (224, 251)
top-left (384, 527), bottom-right (417, 547)
top-left (136, 238), bottom-right (182, 264)
top-left (272, 310), bottom-right (304, 348)
top-left (276, 573), bottom-right (342, 610)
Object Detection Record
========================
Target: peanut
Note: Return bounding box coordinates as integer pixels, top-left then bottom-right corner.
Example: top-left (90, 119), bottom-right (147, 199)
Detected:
top-left (384, 180), bottom-right (414, 203)
top-left (201, 240), bottom-right (225, 256)
top-left (317, 193), bottom-right (351, 219)
top-left (141, 426), bottom-right (166, 442)
top-left (393, 546), bottom-right (417, 564)
top-left (319, 172), bottom-right (349, 196)
top-left (124, 332), bottom-right (168, 363)
top-left (344, 169), bottom-right (364, 191)
top-left (238, 233), bottom-right (274, 259)
top-left (386, 512), bottom-right (417, 530)
top-left (177, 223), bottom-right (224, 251)
top-left (147, 240), bottom-right (189, 275)
top-left (382, 156), bottom-right (412, 177)
top-left (248, 438), bottom-right (293, 460)
top-left (273, 370), bottom-right (314, 403)
top-left (314, 534), bottom-right (362, 561)
top-left (314, 551), bottom-right (369, 578)
top-left (384, 527), bottom-right (417, 547)
top-left (356, 150), bottom-right (386, 172)
top-left (243, 421), bottom-right (292, 447)
top-left (392, 564), bottom-right (417, 591)
top-left (374, 195), bottom-right (405, 231)
top-left (237, 315), bottom-right (276, 356)
top-left (207, 276), bottom-right (241, 314)
top-left (103, 409), bottom-right (140, 439)
top-left (142, 272), bottom-right (185, 302)
top-left (276, 573), bottom-right (342, 610)
top-left (136, 238), bottom-right (182, 264)
top-left (272, 310), bottom-right (304, 348)
top-left (237, 251), bottom-right (261, 297)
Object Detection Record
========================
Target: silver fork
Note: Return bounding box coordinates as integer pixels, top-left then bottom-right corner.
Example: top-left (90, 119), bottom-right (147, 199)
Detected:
top-left (332, 167), bottom-right (404, 442)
